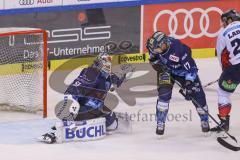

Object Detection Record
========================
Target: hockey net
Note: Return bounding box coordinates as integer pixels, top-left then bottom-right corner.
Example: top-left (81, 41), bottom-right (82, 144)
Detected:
top-left (0, 28), bottom-right (47, 117)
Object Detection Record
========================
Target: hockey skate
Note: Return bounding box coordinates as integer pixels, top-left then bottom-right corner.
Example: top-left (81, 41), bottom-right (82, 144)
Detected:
top-left (210, 115), bottom-right (230, 133)
top-left (156, 122), bottom-right (165, 136)
top-left (38, 122), bottom-right (64, 144)
top-left (201, 120), bottom-right (210, 136)
top-left (106, 118), bottom-right (118, 135)
top-left (38, 132), bottom-right (56, 144)
top-left (114, 112), bottom-right (132, 133)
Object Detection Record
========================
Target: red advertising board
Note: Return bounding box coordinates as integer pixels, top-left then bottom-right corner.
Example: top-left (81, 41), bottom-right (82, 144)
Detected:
top-left (143, 0), bottom-right (240, 51)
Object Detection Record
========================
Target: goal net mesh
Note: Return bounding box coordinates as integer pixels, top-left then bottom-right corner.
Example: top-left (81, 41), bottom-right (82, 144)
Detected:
top-left (0, 28), bottom-right (47, 116)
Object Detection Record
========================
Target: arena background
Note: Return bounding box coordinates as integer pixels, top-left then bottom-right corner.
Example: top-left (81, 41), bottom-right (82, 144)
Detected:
top-left (0, 1), bottom-right (240, 159)
top-left (0, 0), bottom-right (239, 71)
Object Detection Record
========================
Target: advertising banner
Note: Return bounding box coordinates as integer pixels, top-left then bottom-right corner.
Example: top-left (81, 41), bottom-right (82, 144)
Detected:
top-left (143, 0), bottom-right (240, 51)
top-left (0, 7), bottom-right (140, 60)
top-left (63, 0), bottom-right (139, 5)
top-left (1, 0), bottom-right (140, 10)
top-left (5, 0), bottom-right (62, 9)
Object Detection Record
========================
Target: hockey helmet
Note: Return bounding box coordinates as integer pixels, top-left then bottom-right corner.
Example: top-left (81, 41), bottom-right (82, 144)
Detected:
top-left (146, 31), bottom-right (169, 54)
top-left (221, 9), bottom-right (240, 27)
top-left (94, 53), bottom-right (112, 74)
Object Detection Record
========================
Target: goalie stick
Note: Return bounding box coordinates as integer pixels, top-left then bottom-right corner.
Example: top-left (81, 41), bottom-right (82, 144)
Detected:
top-left (175, 81), bottom-right (240, 151)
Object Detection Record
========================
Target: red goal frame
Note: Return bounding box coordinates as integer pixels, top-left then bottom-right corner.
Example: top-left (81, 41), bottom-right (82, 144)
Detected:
top-left (0, 29), bottom-right (48, 118)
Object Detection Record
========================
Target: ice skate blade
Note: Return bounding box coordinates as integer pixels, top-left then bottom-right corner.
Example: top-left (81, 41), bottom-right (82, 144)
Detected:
top-left (37, 136), bottom-right (54, 144)
top-left (203, 132), bottom-right (211, 137)
top-left (156, 134), bottom-right (164, 140)
top-left (106, 130), bottom-right (117, 135)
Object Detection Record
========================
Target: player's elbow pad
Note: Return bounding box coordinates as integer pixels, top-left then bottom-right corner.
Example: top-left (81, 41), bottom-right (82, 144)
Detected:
top-left (185, 72), bottom-right (197, 82)
top-left (85, 99), bottom-right (103, 109)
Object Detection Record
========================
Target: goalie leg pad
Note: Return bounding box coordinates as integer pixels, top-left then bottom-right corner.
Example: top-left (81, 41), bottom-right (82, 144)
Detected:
top-left (55, 117), bottom-right (106, 143)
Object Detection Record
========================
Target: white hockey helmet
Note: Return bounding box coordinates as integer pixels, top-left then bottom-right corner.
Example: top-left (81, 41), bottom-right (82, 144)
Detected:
top-left (94, 53), bottom-right (112, 74)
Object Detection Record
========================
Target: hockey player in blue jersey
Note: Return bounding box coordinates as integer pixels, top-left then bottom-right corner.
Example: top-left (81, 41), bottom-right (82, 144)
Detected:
top-left (41, 53), bottom-right (126, 143)
top-left (146, 31), bottom-right (210, 136)
top-left (64, 52), bottom-right (125, 124)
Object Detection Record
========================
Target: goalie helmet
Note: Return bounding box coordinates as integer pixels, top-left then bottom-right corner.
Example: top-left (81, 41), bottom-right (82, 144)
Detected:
top-left (221, 9), bottom-right (240, 27)
top-left (94, 53), bottom-right (112, 74)
top-left (146, 31), bottom-right (170, 54)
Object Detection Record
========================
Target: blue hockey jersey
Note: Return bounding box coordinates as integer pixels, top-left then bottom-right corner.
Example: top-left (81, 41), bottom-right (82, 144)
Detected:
top-left (149, 37), bottom-right (198, 82)
top-left (65, 66), bottom-right (125, 109)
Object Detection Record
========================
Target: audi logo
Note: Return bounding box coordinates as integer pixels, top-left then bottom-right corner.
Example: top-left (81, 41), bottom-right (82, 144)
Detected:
top-left (19, 0), bottom-right (34, 5)
top-left (153, 7), bottom-right (223, 39)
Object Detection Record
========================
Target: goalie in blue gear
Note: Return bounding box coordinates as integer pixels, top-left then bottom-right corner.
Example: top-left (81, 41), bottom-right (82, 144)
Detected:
top-left (41, 53), bottom-right (126, 143)
top-left (146, 31), bottom-right (210, 136)
top-left (66, 53), bottom-right (125, 127)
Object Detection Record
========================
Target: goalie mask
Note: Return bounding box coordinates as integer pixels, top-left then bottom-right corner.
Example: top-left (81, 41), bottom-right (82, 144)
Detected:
top-left (94, 53), bottom-right (112, 74)
top-left (146, 31), bottom-right (170, 55)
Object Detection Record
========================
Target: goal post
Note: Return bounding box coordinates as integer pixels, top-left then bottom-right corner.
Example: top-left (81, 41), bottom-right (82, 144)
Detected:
top-left (0, 28), bottom-right (48, 118)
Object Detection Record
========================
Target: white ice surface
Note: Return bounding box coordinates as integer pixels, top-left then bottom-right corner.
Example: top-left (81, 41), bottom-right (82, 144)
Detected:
top-left (0, 57), bottom-right (240, 160)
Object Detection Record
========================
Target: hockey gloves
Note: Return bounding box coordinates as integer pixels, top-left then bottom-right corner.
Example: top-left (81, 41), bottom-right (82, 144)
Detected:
top-left (149, 57), bottom-right (168, 73)
top-left (184, 80), bottom-right (195, 101)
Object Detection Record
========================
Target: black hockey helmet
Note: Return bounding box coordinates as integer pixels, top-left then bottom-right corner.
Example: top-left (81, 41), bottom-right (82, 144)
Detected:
top-left (221, 9), bottom-right (240, 25)
top-left (146, 31), bottom-right (169, 54)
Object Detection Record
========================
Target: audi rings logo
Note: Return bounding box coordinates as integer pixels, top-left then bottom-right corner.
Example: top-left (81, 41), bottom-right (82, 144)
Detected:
top-left (19, 0), bottom-right (34, 5)
top-left (153, 7), bottom-right (223, 39)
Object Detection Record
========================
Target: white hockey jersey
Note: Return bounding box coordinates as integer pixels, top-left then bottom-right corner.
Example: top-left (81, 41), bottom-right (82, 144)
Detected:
top-left (216, 21), bottom-right (240, 68)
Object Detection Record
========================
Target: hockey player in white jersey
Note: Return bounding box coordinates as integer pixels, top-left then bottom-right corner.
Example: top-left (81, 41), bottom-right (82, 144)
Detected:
top-left (210, 9), bottom-right (240, 132)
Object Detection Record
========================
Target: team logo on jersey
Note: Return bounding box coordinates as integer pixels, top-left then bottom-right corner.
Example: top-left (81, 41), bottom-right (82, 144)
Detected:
top-left (169, 54), bottom-right (179, 62)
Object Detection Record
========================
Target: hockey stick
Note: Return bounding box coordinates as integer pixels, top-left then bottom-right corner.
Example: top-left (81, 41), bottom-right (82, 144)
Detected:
top-left (175, 81), bottom-right (240, 151)
top-left (203, 79), bottom-right (218, 88)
